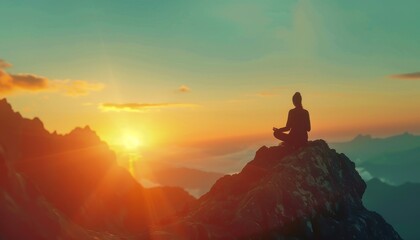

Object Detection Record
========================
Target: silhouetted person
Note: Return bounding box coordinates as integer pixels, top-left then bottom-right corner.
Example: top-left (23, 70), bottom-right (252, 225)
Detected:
top-left (273, 92), bottom-right (311, 149)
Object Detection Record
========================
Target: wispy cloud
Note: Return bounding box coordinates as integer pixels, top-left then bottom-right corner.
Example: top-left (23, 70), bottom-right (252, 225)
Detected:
top-left (0, 59), bottom-right (12, 69)
top-left (100, 102), bottom-right (198, 112)
top-left (0, 59), bottom-right (104, 96)
top-left (178, 85), bottom-right (191, 93)
top-left (389, 72), bottom-right (420, 80)
top-left (245, 88), bottom-right (282, 98)
top-left (0, 71), bottom-right (50, 94)
top-left (0, 70), bottom-right (48, 94)
top-left (52, 80), bottom-right (104, 96)
top-left (254, 91), bottom-right (279, 97)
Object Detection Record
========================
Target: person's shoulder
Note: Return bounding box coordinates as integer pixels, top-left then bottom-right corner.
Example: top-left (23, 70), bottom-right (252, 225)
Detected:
top-left (290, 108), bottom-right (305, 112)
top-left (294, 108), bottom-right (309, 115)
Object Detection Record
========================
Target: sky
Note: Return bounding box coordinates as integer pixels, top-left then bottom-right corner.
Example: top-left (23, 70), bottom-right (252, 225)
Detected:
top-left (1, 0), bottom-right (419, 153)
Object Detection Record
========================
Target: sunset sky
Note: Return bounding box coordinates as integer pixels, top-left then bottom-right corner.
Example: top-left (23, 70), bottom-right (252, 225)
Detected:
top-left (1, 0), bottom-right (419, 152)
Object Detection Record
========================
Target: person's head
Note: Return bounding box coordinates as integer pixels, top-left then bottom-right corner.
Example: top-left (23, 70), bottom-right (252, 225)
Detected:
top-left (292, 92), bottom-right (302, 108)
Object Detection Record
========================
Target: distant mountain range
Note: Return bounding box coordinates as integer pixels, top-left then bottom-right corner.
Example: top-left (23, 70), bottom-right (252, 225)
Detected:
top-left (330, 133), bottom-right (420, 184)
top-left (136, 133), bottom-right (420, 196)
top-left (135, 161), bottom-right (224, 197)
top-left (123, 133), bottom-right (420, 197)
top-left (330, 133), bottom-right (420, 162)
top-left (114, 149), bottom-right (225, 197)
top-left (0, 98), bottom-right (195, 238)
top-left (364, 178), bottom-right (420, 240)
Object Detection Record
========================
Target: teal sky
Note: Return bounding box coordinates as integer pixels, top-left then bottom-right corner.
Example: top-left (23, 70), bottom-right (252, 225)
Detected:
top-left (0, 0), bottom-right (419, 144)
top-left (2, 0), bottom-right (419, 78)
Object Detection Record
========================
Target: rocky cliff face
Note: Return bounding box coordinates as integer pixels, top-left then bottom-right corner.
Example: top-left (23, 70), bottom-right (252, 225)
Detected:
top-left (152, 141), bottom-right (402, 240)
top-left (0, 99), bottom-right (195, 239)
top-left (0, 149), bottom-right (125, 240)
top-left (0, 99), bottom-right (151, 234)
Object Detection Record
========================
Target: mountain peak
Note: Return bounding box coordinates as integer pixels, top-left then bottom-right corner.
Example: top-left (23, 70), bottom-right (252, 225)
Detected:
top-left (68, 125), bottom-right (96, 137)
top-left (0, 98), bottom-right (103, 148)
top-left (352, 134), bottom-right (373, 142)
top-left (0, 98), bottom-right (11, 107)
top-left (0, 98), bottom-right (15, 115)
top-left (154, 140), bottom-right (402, 239)
top-left (391, 131), bottom-right (414, 140)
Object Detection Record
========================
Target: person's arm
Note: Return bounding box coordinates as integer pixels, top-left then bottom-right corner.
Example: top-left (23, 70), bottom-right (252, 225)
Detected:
top-left (277, 126), bottom-right (291, 132)
top-left (274, 110), bottom-right (292, 132)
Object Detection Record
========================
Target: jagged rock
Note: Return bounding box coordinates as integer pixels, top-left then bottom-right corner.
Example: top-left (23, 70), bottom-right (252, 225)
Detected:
top-left (0, 98), bottom-right (196, 238)
top-left (153, 141), bottom-right (402, 240)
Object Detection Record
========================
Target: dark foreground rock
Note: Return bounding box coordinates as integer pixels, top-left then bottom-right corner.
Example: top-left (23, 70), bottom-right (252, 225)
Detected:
top-left (152, 141), bottom-right (402, 240)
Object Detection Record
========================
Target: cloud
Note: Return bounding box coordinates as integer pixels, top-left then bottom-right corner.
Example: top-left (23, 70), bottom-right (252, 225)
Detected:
top-left (178, 85), bottom-right (191, 93)
top-left (10, 74), bottom-right (49, 89)
top-left (0, 59), bottom-right (12, 69)
top-left (52, 80), bottom-right (104, 96)
top-left (0, 59), bottom-right (104, 96)
top-left (100, 102), bottom-right (198, 112)
top-left (255, 91), bottom-right (279, 97)
top-left (389, 72), bottom-right (420, 80)
top-left (0, 71), bottom-right (49, 94)
top-left (244, 89), bottom-right (281, 98)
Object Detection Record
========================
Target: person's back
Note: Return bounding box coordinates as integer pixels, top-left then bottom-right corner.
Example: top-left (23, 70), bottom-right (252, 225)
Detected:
top-left (273, 92), bottom-right (311, 149)
top-left (288, 107), bottom-right (310, 148)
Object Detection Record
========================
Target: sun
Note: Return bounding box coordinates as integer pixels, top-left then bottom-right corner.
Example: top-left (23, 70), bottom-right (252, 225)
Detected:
top-left (122, 134), bottom-right (141, 150)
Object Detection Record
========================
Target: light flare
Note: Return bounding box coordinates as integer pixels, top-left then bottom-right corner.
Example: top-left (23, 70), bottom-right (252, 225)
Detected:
top-left (122, 134), bottom-right (142, 150)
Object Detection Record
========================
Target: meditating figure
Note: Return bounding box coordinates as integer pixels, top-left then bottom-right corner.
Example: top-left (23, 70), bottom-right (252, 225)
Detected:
top-left (273, 92), bottom-right (311, 149)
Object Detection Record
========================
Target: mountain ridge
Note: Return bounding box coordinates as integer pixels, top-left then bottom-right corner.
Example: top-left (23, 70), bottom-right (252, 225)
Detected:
top-left (330, 133), bottom-right (420, 185)
top-left (330, 132), bottom-right (420, 163)
top-left (0, 98), bottom-right (196, 238)
top-left (364, 178), bottom-right (420, 240)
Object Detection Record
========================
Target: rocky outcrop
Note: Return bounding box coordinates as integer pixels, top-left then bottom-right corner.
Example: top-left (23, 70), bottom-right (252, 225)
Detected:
top-left (153, 141), bottom-right (402, 240)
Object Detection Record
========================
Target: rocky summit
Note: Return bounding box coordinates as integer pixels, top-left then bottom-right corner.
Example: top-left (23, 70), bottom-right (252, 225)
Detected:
top-left (152, 141), bottom-right (402, 240)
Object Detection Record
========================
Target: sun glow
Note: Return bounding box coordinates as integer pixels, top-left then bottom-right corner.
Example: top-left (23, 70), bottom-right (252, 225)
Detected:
top-left (122, 134), bottom-right (142, 150)
top-left (117, 132), bottom-right (143, 177)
